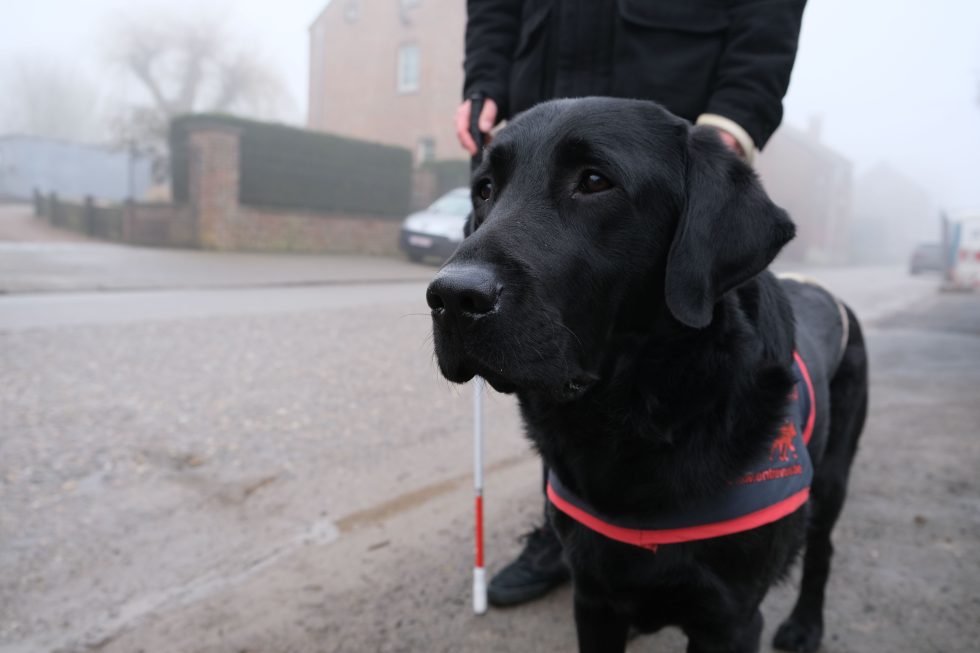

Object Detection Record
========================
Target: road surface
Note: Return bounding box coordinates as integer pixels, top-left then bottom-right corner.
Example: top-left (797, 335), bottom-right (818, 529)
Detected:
top-left (1, 206), bottom-right (977, 652)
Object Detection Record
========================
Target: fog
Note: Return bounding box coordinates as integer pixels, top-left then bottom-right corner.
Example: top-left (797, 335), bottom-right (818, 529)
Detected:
top-left (2, 0), bottom-right (978, 223)
top-left (785, 0), bottom-right (980, 212)
top-left (2, 3), bottom-right (979, 650)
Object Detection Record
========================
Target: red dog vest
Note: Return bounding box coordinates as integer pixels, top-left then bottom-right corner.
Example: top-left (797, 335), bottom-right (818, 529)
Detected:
top-left (547, 352), bottom-right (816, 551)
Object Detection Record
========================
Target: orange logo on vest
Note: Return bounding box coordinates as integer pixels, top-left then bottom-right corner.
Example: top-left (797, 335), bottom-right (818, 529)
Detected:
top-left (770, 422), bottom-right (798, 463)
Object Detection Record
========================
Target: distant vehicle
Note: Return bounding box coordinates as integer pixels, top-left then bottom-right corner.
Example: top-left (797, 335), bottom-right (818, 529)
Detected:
top-left (909, 243), bottom-right (943, 275)
top-left (399, 187), bottom-right (471, 263)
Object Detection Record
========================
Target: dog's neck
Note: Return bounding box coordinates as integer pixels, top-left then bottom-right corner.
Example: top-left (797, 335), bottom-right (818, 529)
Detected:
top-left (520, 274), bottom-right (796, 518)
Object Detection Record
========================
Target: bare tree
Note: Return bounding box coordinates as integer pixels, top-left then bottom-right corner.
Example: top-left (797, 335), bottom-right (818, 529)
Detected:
top-left (0, 57), bottom-right (105, 142)
top-left (109, 11), bottom-right (291, 146)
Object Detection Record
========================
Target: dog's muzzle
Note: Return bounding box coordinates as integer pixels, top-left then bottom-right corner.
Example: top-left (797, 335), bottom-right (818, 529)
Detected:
top-left (426, 264), bottom-right (501, 321)
top-left (426, 263), bottom-right (503, 385)
top-left (427, 262), bottom-right (596, 400)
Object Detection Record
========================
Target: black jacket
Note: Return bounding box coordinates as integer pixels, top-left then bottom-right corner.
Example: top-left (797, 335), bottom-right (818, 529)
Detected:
top-left (463, 0), bottom-right (806, 148)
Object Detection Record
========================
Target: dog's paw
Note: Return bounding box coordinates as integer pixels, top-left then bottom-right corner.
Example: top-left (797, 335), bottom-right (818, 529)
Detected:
top-left (772, 617), bottom-right (823, 653)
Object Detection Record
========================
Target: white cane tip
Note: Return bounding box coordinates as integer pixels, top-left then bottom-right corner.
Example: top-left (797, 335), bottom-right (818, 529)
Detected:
top-left (473, 567), bottom-right (487, 615)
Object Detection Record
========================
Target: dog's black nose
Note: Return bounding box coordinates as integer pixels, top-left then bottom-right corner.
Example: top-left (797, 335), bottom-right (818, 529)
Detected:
top-left (426, 264), bottom-right (501, 318)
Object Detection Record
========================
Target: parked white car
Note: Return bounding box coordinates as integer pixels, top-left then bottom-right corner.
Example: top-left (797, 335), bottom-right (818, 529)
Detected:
top-left (399, 188), bottom-right (471, 263)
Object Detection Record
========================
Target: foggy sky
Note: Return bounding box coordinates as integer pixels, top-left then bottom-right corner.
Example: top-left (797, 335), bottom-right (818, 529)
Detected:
top-left (3, 0), bottom-right (979, 211)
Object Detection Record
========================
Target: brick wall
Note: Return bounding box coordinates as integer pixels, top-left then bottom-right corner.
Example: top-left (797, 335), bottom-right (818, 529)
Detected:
top-left (184, 124), bottom-right (404, 255)
top-left (37, 123), bottom-right (405, 256)
top-left (37, 195), bottom-right (194, 248)
top-left (126, 203), bottom-right (195, 248)
top-left (234, 206), bottom-right (401, 255)
top-left (187, 122), bottom-right (241, 249)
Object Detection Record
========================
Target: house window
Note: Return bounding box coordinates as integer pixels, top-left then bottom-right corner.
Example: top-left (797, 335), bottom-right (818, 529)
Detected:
top-left (417, 137), bottom-right (435, 164)
top-left (397, 44), bottom-right (420, 94)
top-left (344, 0), bottom-right (359, 24)
top-left (398, 0), bottom-right (420, 25)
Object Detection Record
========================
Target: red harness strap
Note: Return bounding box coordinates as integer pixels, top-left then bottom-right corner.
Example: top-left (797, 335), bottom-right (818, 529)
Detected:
top-left (547, 352), bottom-right (816, 552)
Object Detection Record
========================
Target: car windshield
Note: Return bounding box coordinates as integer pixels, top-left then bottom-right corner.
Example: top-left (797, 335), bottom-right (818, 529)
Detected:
top-left (428, 193), bottom-right (471, 216)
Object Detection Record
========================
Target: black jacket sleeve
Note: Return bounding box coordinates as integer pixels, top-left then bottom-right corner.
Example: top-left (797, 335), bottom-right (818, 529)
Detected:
top-left (706, 0), bottom-right (807, 149)
top-left (463, 0), bottom-right (523, 119)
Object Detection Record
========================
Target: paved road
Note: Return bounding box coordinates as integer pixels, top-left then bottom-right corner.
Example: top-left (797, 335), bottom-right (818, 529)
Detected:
top-left (0, 204), bottom-right (432, 295)
top-left (0, 270), bottom-right (529, 653)
top-left (1, 214), bottom-right (977, 652)
top-left (0, 284), bottom-right (429, 331)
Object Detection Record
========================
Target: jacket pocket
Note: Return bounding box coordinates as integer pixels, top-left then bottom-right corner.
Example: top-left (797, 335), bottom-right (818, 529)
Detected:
top-left (613, 0), bottom-right (728, 120)
top-left (617, 0), bottom-right (727, 33)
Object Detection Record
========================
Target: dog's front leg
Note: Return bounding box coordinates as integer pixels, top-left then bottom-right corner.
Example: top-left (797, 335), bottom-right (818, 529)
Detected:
top-left (685, 608), bottom-right (764, 653)
top-left (574, 594), bottom-right (630, 653)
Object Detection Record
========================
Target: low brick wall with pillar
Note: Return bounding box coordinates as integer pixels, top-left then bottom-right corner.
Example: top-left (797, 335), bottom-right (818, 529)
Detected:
top-left (233, 206), bottom-right (401, 255)
top-left (180, 119), bottom-right (406, 255)
top-left (186, 121), bottom-right (241, 249)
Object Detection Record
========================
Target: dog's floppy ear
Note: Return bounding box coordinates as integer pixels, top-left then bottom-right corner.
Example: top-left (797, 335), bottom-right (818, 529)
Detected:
top-left (664, 125), bottom-right (796, 329)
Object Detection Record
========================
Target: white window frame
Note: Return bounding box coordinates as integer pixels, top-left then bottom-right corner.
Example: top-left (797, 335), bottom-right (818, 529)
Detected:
top-left (397, 43), bottom-right (420, 94)
top-left (344, 0), bottom-right (359, 24)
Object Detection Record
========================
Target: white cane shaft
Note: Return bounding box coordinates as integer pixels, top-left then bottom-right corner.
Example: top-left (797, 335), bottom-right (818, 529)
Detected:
top-left (473, 567), bottom-right (488, 614)
top-left (474, 376), bottom-right (485, 490)
top-left (473, 377), bottom-right (486, 615)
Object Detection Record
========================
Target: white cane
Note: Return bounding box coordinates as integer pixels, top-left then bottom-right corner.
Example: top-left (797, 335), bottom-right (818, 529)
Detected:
top-left (473, 376), bottom-right (487, 614)
top-left (468, 97), bottom-right (489, 615)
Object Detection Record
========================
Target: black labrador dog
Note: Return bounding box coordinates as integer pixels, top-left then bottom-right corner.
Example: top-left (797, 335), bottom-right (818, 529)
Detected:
top-left (427, 98), bottom-right (867, 653)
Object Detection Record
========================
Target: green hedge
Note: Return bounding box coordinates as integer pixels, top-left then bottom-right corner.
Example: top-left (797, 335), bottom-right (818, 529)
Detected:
top-left (421, 159), bottom-right (471, 197)
top-left (170, 114), bottom-right (413, 217)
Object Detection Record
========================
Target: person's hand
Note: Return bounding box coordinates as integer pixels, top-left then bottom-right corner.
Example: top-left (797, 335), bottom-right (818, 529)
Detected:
top-left (455, 97), bottom-right (498, 156)
top-left (713, 128), bottom-right (746, 159)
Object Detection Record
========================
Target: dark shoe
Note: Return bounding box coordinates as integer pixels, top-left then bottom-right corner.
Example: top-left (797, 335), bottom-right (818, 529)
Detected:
top-left (487, 524), bottom-right (570, 607)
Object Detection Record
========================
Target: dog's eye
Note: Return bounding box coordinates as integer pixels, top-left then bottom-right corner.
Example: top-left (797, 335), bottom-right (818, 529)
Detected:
top-left (475, 181), bottom-right (493, 202)
top-left (578, 171), bottom-right (612, 194)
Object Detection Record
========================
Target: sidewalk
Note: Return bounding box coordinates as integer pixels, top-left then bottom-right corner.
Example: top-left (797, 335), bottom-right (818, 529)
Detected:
top-left (1, 203), bottom-right (943, 323)
top-left (0, 204), bottom-right (434, 294)
top-left (0, 202), bottom-right (93, 244)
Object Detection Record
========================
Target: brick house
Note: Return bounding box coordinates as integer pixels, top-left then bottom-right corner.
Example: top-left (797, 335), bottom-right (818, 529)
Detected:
top-left (756, 121), bottom-right (853, 264)
top-left (307, 3), bottom-right (854, 262)
top-left (308, 0), bottom-right (466, 165)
